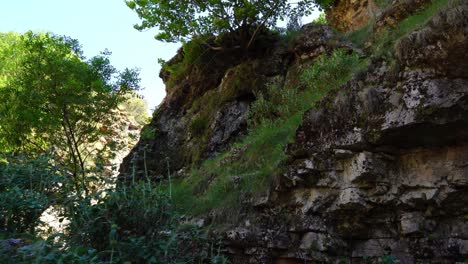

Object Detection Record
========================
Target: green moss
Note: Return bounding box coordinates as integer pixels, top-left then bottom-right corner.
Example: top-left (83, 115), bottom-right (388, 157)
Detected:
top-left (169, 50), bottom-right (368, 220)
top-left (344, 23), bottom-right (372, 48)
top-left (172, 114), bottom-right (303, 217)
top-left (219, 61), bottom-right (263, 102)
top-left (183, 61), bottom-right (264, 164)
top-left (162, 36), bottom-right (211, 90)
top-left (190, 115), bottom-right (209, 136)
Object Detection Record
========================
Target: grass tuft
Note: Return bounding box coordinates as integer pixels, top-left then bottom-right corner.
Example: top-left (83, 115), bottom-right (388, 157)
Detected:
top-left (170, 49), bottom-right (368, 219)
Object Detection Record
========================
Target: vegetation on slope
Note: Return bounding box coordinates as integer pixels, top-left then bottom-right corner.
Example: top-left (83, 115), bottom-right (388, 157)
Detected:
top-left (0, 0), bottom-right (453, 262)
top-left (170, 49), bottom-right (368, 218)
top-left (345, 0), bottom-right (450, 58)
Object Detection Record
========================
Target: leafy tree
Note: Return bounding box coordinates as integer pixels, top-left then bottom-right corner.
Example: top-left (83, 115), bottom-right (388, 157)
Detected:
top-left (313, 12), bottom-right (328, 24)
top-left (126, 0), bottom-right (316, 49)
top-left (0, 32), bottom-right (140, 195)
top-left (119, 93), bottom-right (150, 126)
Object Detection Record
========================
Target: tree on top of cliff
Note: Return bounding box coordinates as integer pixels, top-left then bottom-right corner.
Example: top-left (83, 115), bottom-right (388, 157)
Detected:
top-left (126, 0), bottom-right (316, 49)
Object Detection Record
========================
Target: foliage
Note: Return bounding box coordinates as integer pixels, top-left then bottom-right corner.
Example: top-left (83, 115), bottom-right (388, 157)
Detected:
top-left (313, 13), bottom-right (327, 24)
top-left (378, 253), bottom-right (397, 264)
top-left (300, 49), bottom-right (364, 91)
top-left (345, 0), bottom-right (449, 56)
top-left (190, 115), bottom-right (210, 136)
top-left (251, 49), bottom-right (365, 128)
top-left (126, 0), bottom-right (316, 48)
top-left (314, 0), bottom-right (336, 10)
top-left (61, 182), bottom-right (228, 263)
top-left (171, 49), bottom-right (367, 217)
top-left (344, 23), bottom-right (372, 48)
top-left (0, 169), bottom-right (228, 263)
top-left (0, 154), bottom-right (67, 234)
top-left (0, 237), bottom-right (100, 264)
top-left (159, 36), bottom-right (211, 90)
top-left (0, 31), bottom-right (140, 195)
top-left (118, 93), bottom-right (150, 126)
top-left (371, 0), bottom-right (448, 58)
top-left (140, 125), bottom-right (156, 140)
top-left (248, 83), bottom-right (304, 128)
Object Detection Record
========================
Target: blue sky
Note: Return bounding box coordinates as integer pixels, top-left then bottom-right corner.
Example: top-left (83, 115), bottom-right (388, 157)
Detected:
top-left (0, 0), bottom-right (319, 111)
top-left (0, 0), bottom-right (179, 111)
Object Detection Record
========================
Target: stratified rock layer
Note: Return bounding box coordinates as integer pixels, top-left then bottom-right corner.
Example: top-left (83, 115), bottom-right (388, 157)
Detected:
top-left (327, 0), bottom-right (379, 32)
top-left (120, 0), bottom-right (467, 262)
top-left (224, 1), bottom-right (468, 263)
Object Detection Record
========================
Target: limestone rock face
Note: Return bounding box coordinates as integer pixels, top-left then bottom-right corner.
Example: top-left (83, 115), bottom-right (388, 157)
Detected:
top-left (327, 0), bottom-right (436, 33)
top-left (326, 0), bottom-right (379, 32)
top-left (118, 25), bottom-right (342, 182)
top-left (119, 0), bottom-right (468, 262)
top-left (223, 1), bottom-right (468, 263)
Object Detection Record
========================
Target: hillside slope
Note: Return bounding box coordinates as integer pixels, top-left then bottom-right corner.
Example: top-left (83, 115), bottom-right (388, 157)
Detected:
top-left (120, 0), bottom-right (467, 262)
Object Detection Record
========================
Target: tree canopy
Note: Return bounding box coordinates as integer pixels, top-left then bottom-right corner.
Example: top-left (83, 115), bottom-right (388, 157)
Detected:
top-left (0, 31), bottom-right (140, 194)
top-left (126, 0), bottom-right (316, 48)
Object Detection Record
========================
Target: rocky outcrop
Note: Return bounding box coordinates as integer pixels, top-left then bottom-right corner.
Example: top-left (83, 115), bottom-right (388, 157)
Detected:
top-left (374, 0), bottom-right (432, 31)
top-left (119, 25), bottom-right (345, 181)
top-left (120, 0), bottom-right (467, 262)
top-left (327, 0), bottom-right (436, 33)
top-left (223, 1), bottom-right (468, 263)
top-left (326, 0), bottom-right (379, 32)
top-left (119, 35), bottom-right (286, 180)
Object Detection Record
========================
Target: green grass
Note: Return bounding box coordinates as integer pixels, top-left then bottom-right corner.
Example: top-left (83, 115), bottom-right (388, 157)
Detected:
top-left (345, 0), bottom-right (450, 57)
top-left (185, 60), bottom-right (263, 164)
top-left (375, 0), bottom-right (393, 9)
top-left (172, 113), bottom-right (303, 218)
top-left (161, 36), bottom-right (211, 90)
top-left (345, 23), bottom-right (372, 48)
top-left (372, 0), bottom-right (449, 58)
top-left (169, 50), bottom-right (369, 219)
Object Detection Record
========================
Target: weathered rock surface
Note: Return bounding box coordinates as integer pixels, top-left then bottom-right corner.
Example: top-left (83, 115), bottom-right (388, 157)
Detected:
top-left (119, 25), bottom-right (343, 181)
top-left (327, 0), bottom-right (379, 32)
top-left (120, 0), bottom-right (467, 262)
top-left (223, 1), bottom-right (468, 263)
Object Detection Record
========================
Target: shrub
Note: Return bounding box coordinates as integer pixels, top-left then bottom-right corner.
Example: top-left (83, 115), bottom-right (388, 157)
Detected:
top-left (67, 183), bottom-right (228, 263)
top-left (300, 49), bottom-right (364, 92)
top-left (161, 36), bottom-right (211, 90)
top-left (250, 49), bottom-right (365, 129)
top-left (0, 154), bottom-right (65, 234)
top-left (313, 13), bottom-right (327, 24)
top-left (0, 173), bottom-right (228, 263)
top-left (248, 84), bottom-right (304, 127)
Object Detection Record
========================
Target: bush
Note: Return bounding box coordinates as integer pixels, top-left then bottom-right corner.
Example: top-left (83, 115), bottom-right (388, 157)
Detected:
top-left (161, 36), bottom-right (211, 90)
top-left (119, 93), bottom-right (150, 126)
top-left (248, 84), bottom-right (304, 128)
top-left (300, 49), bottom-right (364, 92)
top-left (313, 13), bottom-right (327, 25)
top-left (249, 49), bottom-right (365, 129)
top-left (0, 154), bottom-right (65, 234)
top-left (67, 183), bottom-right (228, 263)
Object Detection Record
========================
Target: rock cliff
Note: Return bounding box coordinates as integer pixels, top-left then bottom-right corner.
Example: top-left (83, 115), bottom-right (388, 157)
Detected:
top-left (120, 0), bottom-right (467, 262)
